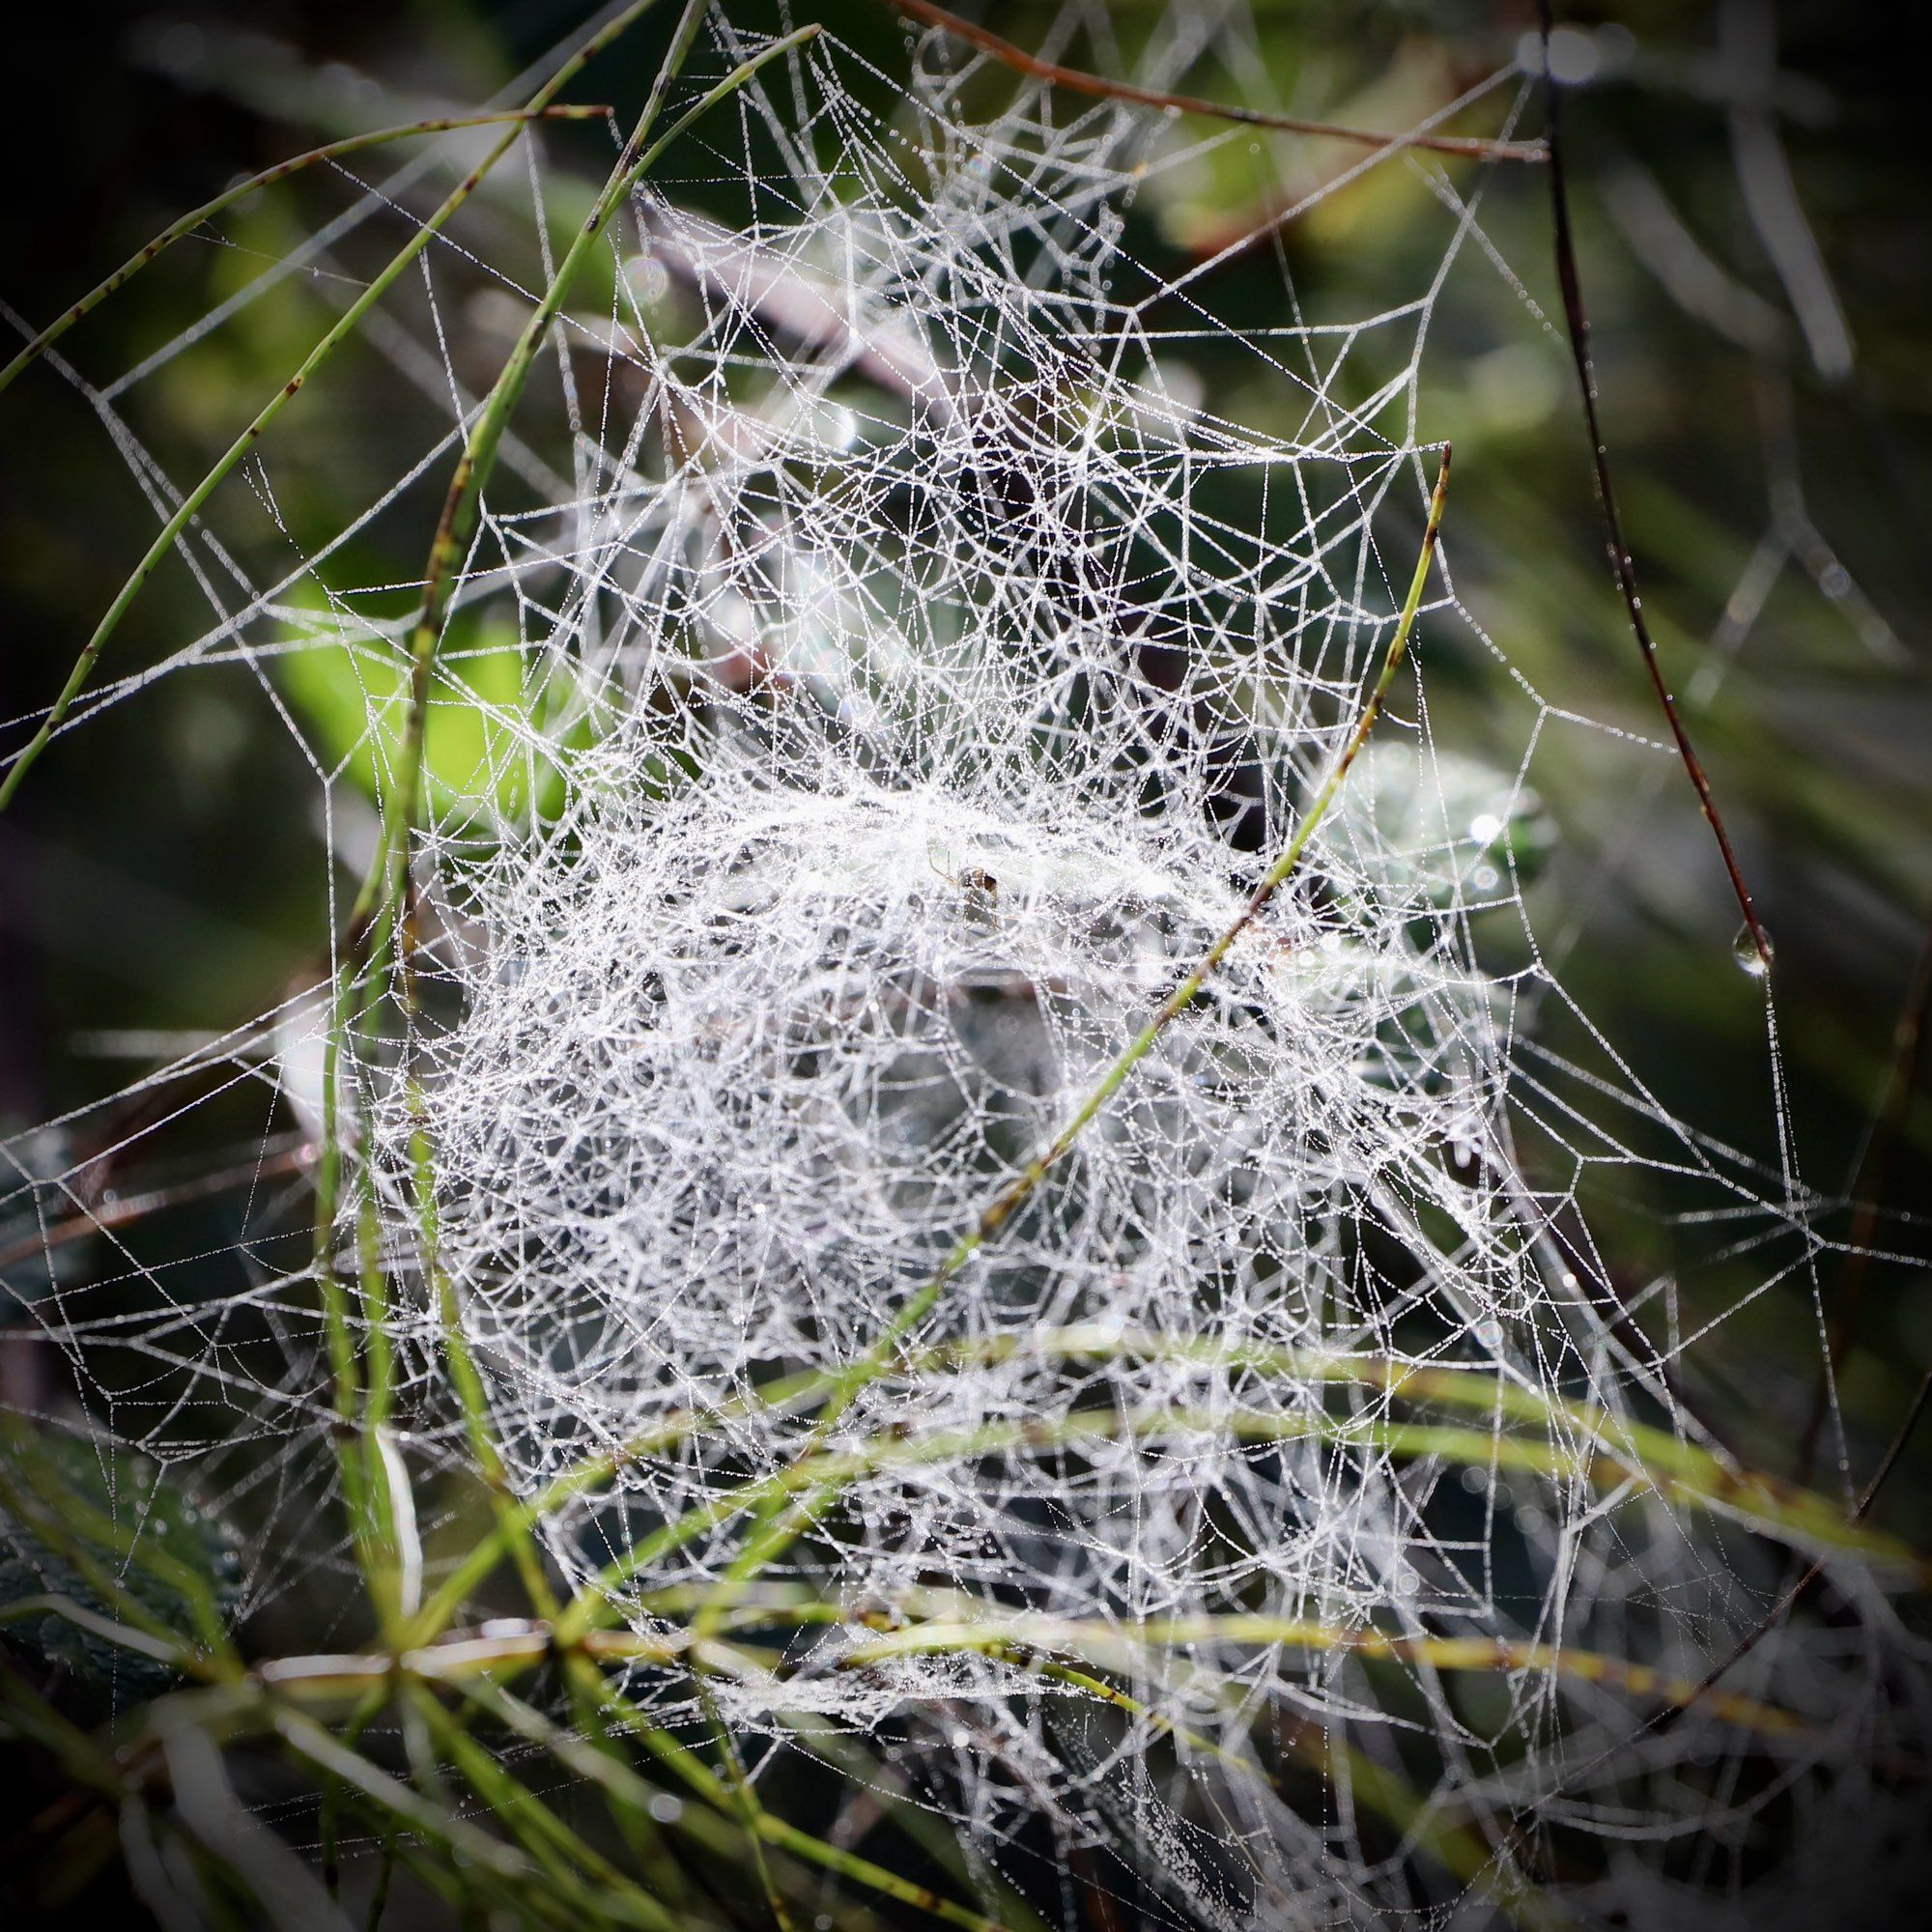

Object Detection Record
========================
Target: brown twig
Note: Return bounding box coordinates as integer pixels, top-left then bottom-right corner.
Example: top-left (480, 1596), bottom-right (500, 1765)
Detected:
top-left (1537, 0), bottom-right (1773, 972)
top-left (0, 1141), bottom-right (311, 1273)
top-left (887, 0), bottom-right (1548, 164)
top-left (1493, 12), bottom-right (1906, 1826)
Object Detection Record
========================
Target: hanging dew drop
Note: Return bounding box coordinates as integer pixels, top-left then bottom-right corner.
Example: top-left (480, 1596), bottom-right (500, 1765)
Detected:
top-left (1732, 922), bottom-right (1775, 979)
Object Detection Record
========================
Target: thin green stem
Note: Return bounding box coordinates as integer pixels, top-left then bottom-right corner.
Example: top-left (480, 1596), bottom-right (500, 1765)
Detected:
top-left (384, 13), bottom-right (824, 1642)
top-left (409, 1683), bottom-right (678, 1931)
top-left (0, 110), bottom-right (609, 399)
top-left (922, 1325), bottom-right (1902, 1560)
top-left (354, 1186), bottom-right (403, 1634)
top-left (772, 1713), bottom-right (1055, 1932)
top-left (0, 0), bottom-right (683, 811)
top-left (295, 0), bottom-right (689, 1634)
top-left (384, 13), bottom-right (824, 929)
top-left (0, 185), bottom-right (480, 805)
top-left (268, 1701), bottom-right (537, 1887)
top-left (0, 1592), bottom-right (191, 1671)
top-left (364, 1837), bottom-right (397, 1932)
top-left (691, 1669), bottom-right (796, 1931)
top-left (318, 1688), bottom-right (386, 1899)
top-left (937, 1632), bottom-right (1559, 1928)
top-left (556, 1672), bottom-right (1013, 1932)
top-left (680, 446), bottom-right (1452, 1634)
top-left (560, 1385), bottom-right (1926, 1644)
top-left (434, 1316), bottom-right (1924, 1648)
top-left (0, 1654), bottom-right (128, 1796)
top-left (407, 1372), bottom-right (833, 1644)
top-left (554, 1655), bottom-right (696, 1911)
top-left (0, 1435), bottom-right (239, 1672)
top-left (837, 1613), bottom-right (1809, 1739)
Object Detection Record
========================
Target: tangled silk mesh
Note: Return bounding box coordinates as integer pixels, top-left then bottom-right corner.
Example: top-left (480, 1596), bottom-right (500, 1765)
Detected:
top-left (7, 10), bottom-right (1928, 1928)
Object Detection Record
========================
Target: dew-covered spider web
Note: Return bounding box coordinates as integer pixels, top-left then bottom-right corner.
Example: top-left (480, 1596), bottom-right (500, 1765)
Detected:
top-left (3, 6), bottom-right (1927, 1927)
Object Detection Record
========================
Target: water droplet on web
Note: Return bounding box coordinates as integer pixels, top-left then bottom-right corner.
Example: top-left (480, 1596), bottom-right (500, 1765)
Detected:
top-left (1732, 923), bottom-right (1774, 979)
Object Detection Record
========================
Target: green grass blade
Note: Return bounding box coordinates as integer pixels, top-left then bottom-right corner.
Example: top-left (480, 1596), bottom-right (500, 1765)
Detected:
top-left (0, 0), bottom-right (676, 811)
top-left (0, 109), bottom-right (609, 399)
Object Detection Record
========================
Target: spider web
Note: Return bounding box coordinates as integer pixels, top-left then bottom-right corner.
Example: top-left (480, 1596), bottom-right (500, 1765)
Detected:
top-left (2, 7), bottom-right (1924, 1926)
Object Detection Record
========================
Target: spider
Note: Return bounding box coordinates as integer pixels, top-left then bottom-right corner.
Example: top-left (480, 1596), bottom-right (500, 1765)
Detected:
top-left (926, 843), bottom-right (1000, 921)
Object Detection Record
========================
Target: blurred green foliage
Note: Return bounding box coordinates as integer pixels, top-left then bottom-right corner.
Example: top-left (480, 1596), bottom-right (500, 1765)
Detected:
top-left (0, 1429), bottom-right (241, 1710)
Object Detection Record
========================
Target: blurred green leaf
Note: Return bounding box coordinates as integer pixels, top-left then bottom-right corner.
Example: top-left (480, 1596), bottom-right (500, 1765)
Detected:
top-left (1336, 742), bottom-right (1555, 906)
top-left (278, 601), bottom-right (580, 828)
top-left (0, 1432), bottom-right (241, 1709)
